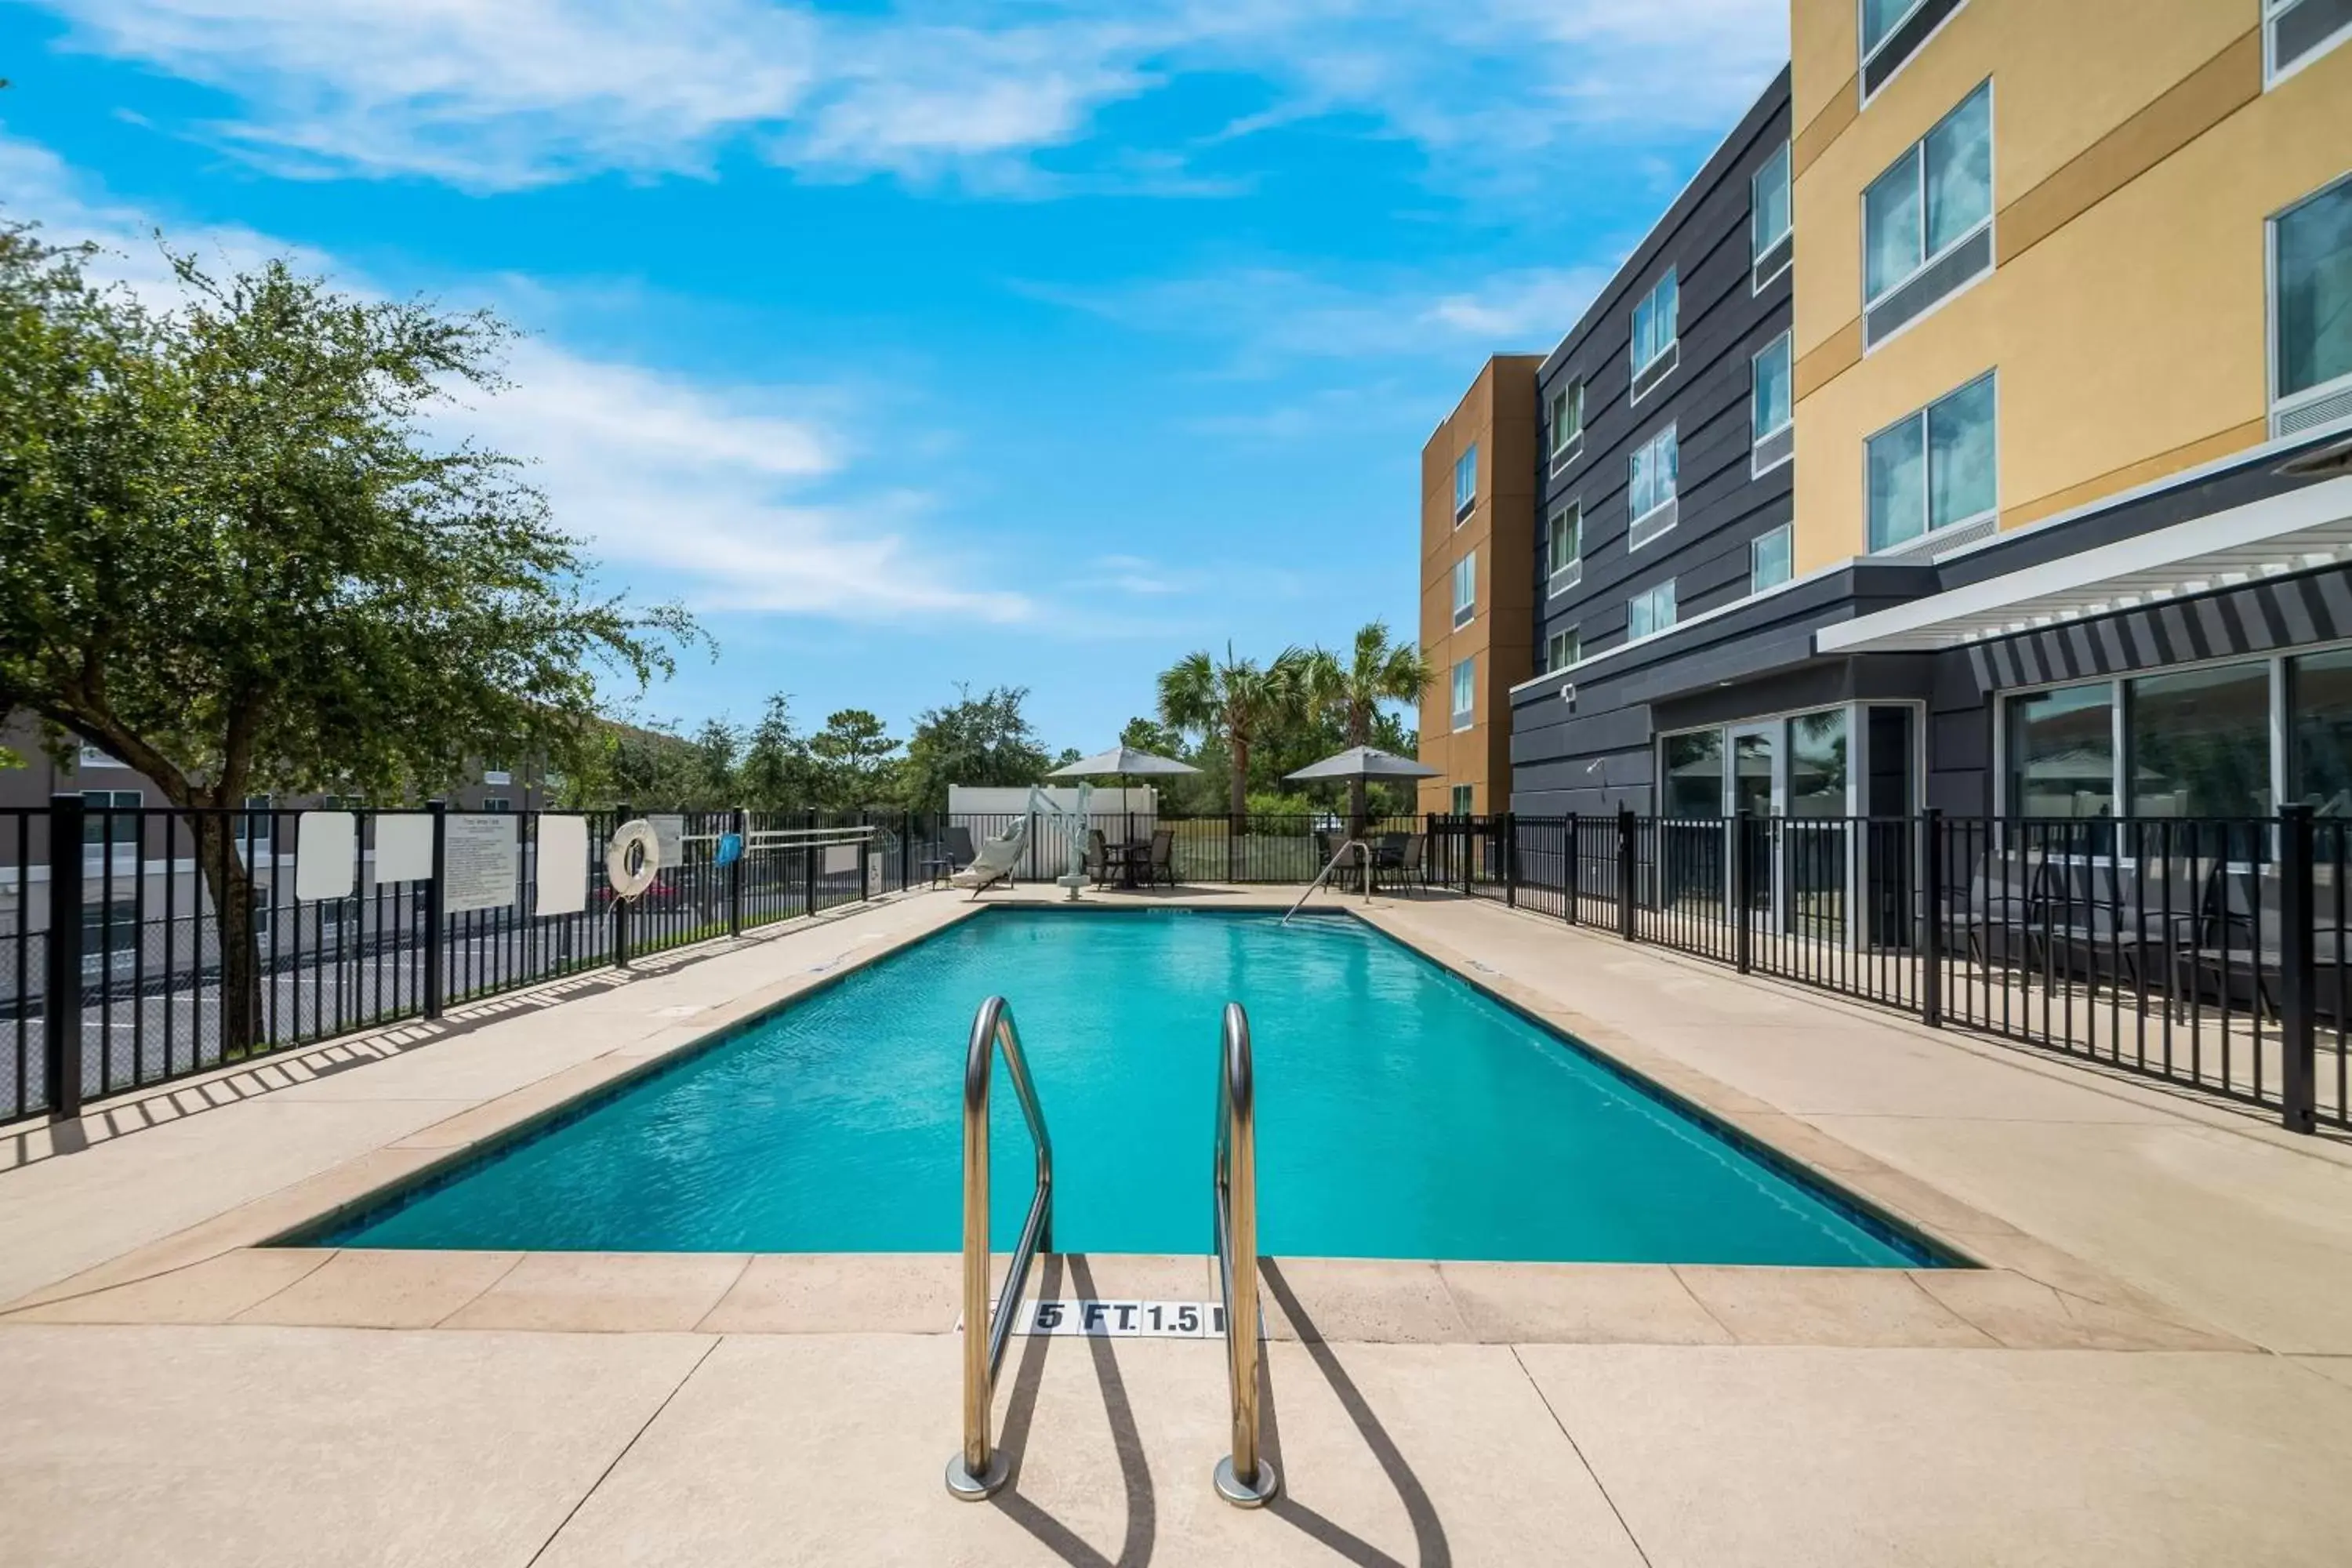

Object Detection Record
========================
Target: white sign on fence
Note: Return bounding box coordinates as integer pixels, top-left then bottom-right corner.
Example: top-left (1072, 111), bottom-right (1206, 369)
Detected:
top-left (649, 814), bottom-right (684, 870)
top-left (445, 813), bottom-right (518, 914)
top-left (375, 813), bottom-right (435, 883)
top-left (292, 811), bottom-right (358, 902)
top-left (824, 843), bottom-right (860, 877)
top-left (535, 815), bottom-right (590, 917)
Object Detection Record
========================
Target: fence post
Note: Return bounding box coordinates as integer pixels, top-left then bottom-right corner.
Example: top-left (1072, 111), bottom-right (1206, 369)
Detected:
top-left (613, 802), bottom-right (632, 971)
top-left (804, 810), bottom-right (818, 916)
top-left (902, 810), bottom-right (913, 892)
top-left (1920, 808), bottom-right (1944, 1028)
top-left (728, 807), bottom-right (746, 938)
top-left (1504, 813), bottom-right (1519, 909)
top-left (422, 798), bottom-right (446, 1018)
top-left (1733, 812), bottom-right (1753, 975)
top-left (858, 810), bottom-right (873, 902)
top-left (43, 793), bottom-right (85, 1121)
top-left (2280, 803), bottom-right (2317, 1134)
top-left (1616, 807), bottom-right (1636, 942)
top-left (1565, 814), bottom-right (1580, 925)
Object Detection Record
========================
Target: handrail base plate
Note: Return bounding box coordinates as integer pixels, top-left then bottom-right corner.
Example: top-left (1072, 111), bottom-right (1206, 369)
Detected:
top-left (1212, 1456), bottom-right (1279, 1508)
top-left (946, 1452), bottom-right (1013, 1501)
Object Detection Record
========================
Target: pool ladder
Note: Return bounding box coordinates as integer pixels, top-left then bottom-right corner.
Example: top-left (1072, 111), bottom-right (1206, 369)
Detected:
top-left (1283, 838), bottom-right (1376, 924)
top-left (943, 994), bottom-right (1276, 1509)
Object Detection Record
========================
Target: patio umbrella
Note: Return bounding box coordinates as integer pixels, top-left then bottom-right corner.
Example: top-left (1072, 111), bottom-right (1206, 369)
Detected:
top-left (1285, 746), bottom-right (1439, 837)
top-left (1047, 746), bottom-right (1202, 782)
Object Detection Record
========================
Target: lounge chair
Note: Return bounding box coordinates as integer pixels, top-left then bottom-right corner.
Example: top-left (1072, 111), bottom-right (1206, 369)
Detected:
top-left (944, 825), bottom-right (977, 870)
top-left (951, 822), bottom-right (1028, 898)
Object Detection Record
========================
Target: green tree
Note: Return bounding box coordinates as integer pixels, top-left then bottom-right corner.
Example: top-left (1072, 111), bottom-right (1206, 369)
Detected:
top-left (0, 232), bottom-right (695, 1048)
top-left (739, 694), bottom-right (813, 812)
top-left (685, 717), bottom-right (740, 808)
top-left (808, 708), bottom-right (899, 811)
top-left (901, 684), bottom-right (1050, 813)
top-left (1304, 621), bottom-right (1433, 830)
top-left (1156, 644), bottom-right (1308, 818)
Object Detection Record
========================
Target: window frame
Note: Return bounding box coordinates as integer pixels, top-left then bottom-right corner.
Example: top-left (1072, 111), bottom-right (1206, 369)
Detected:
top-left (1545, 626), bottom-right (1583, 675)
top-left (1627, 579), bottom-right (1679, 643)
top-left (1452, 550), bottom-right (1477, 629)
top-left (1858, 0), bottom-right (1969, 107)
top-left (1548, 380), bottom-right (1585, 462)
top-left (2266, 169), bottom-right (2352, 430)
top-left (1751, 141), bottom-right (1794, 284)
top-left (1630, 268), bottom-right (1679, 383)
top-left (1628, 425), bottom-right (1679, 550)
top-left (1453, 444), bottom-right (1478, 523)
top-left (1547, 500), bottom-right (1584, 594)
top-left (1864, 369), bottom-right (1998, 554)
top-left (1860, 80), bottom-right (1995, 334)
top-left (1450, 783), bottom-right (1475, 817)
top-left (2266, 0), bottom-right (2352, 88)
top-left (1751, 332), bottom-right (1795, 466)
top-left (1450, 657), bottom-right (1476, 732)
top-left (1751, 524), bottom-right (1795, 593)
top-left (81, 789), bottom-right (142, 847)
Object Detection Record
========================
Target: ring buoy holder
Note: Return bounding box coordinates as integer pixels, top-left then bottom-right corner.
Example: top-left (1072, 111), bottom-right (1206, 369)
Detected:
top-left (606, 818), bottom-right (662, 900)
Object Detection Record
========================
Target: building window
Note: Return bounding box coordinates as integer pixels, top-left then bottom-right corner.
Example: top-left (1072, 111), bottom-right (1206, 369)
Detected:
top-left (1751, 332), bottom-right (1795, 474)
top-left (483, 797), bottom-right (512, 813)
top-left (1450, 658), bottom-right (1475, 731)
top-left (1863, 82), bottom-right (1993, 346)
top-left (1628, 426), bottom-right (1679, 550)
top-left (1450, 783), bottom-right (1475, 816)
top-left (1548, 501), bottom-right (1583, 590)
top-left (2127, 662), bottom-right (2272, 819)
top-left (82, 789), bottom-right (141, 846)
top-left (1548, 380), bottom-right (1584, 462)
top-left (2267, 0), bottom-right (2352, 85)
top-left (2270, 173), bottom-right (2352, 435)
top-left (1751, 525), bottom-right (1794, 592)
top-left (1661, 730), bottom-right (1724, 818)
top-left (1788, 710), bottom-right (1850, 817)
top-left (1628, 579), bottom-right (1678, 641)
top-left (1545, 628), bottom-right (1582, 673)
top-left (1453, 445), bottom-right (1478, 521)
top-left (1751, 141), bottom-right (1793, 289)
top-left (77, 744), bottom-right (125, 770)
top-left (2005, 682), bottom-right (2114, 819)
top-left (1452, 551), bottom-right (1476, 629)
top-left (1862, 0), bottom-right (1967, 100)
top-left (483, 760), bottom-right (513, 786)
top-left (2294, 648), bottom-right (2352, 810)
top-left (1866, 371), bottom-right (1996, 552)
top-left (240, 795), bottom-right (274, 844)
top-left (1631, 269), bottom-right (1679, 397)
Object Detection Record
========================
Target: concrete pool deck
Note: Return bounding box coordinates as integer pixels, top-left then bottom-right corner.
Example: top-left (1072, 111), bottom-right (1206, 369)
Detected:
top-left (4, 883), bottom-right (2352, 1564)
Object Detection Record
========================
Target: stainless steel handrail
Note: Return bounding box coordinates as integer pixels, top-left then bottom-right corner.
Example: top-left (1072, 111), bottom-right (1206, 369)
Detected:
top-left (1210, 1000), bottom-right (1278, 1506)
top-left (1282, 837), bottom-right (1374, 924)
top-left (945, 995), bottom-right (1054, 1501)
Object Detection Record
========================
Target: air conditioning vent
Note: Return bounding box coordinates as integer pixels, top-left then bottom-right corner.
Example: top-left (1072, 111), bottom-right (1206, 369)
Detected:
top-left (1751, 231), bottom-right (1794, 293)
top-left (1630, 343), bottom-right (1679, 405)
top-left (1751, 424), bottom-right (1795, 476)
top-left (1862, 0), bottom-right (1966, 100)
top-left (2274, 383), bottom-right (2352, 440)
top-left (1864, 224), bottom-right (1992, 350)
top-left (1453, 604), bottom-right (1474, 630)
top-left (1548, 433), bottom-right (1584, 477)
top-left (2272, 0), bottom-right (2352, 78)
top-left (1628, 499), bottom-right (1679, 553)
top-left (1549, 559), bottom-right (1584, 596)
top-left (1875, 514), bottom-right (1996, 562)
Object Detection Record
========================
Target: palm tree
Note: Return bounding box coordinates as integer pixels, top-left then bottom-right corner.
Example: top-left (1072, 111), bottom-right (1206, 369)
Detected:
top-left (1305, 622), bottom-right (1433, 833)
top-left (1157, 643), bottom-right (1308, 823)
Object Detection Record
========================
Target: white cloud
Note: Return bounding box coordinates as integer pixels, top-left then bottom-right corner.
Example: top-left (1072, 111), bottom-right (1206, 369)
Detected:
top-left (24, 0), bottom-right (1788, 192)
top-left (0, 129), bottom-right (1029, 624)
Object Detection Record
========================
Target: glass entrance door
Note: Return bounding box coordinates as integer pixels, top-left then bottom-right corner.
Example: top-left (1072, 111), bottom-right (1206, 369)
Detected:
top-left (1728, 724), bottom-right (1780, 920)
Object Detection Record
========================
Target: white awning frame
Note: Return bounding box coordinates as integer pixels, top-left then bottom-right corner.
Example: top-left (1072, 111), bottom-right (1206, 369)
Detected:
top-left (1816, 476), bottom-right (2352, 654)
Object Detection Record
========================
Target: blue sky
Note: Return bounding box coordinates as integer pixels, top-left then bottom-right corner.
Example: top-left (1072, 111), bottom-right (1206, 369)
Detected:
top-left (0, 0), bottom-right (1784, 753)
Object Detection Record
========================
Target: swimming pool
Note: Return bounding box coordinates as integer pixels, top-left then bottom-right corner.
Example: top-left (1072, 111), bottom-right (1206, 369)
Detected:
top-left (314, 909), bottom-right (1946, 1265)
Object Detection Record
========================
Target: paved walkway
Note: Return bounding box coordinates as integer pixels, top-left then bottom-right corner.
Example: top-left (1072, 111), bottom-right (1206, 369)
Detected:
top-left (3, 885), bottom-right (2351, 1565)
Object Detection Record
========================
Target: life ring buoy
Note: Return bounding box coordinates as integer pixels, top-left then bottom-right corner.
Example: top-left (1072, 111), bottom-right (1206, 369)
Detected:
top-left (606, 819), bottom-right (662, 898)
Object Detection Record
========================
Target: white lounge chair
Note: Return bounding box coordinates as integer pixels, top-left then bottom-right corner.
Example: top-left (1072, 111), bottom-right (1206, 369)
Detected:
top-left (950, 822), bottom-right (1028, 898)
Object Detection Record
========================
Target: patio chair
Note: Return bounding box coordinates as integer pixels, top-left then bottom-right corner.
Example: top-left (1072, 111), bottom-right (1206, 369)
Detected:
top-left (1144, 827), bottom-right (1176, 888)
top-left (950, 822), bottom-right (1028, 898)
top-left (944, 825), bottom-right (977, 869)
top-left (1387, 833), bottom-right (1425, 896)
top-left (1084, 828), bottom-right (1111, 887)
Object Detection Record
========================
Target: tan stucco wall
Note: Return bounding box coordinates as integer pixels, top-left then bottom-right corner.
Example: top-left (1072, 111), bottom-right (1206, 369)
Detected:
top-left (1789, 0), bottom-right (2352, 571)
top-left (1417, 356), bottom-right (1540, 815)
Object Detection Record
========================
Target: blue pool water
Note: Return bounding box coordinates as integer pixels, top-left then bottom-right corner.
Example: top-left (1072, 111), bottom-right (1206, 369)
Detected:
top-left (318, 910), bottom-right (1938, 1265)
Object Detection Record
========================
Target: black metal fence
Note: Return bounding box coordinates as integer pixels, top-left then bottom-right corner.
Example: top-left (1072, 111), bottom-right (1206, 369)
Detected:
top-left (1442, 808), bottom-right (2349, 1135)
top-left (2, 799), bottom-right (924, 1125)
